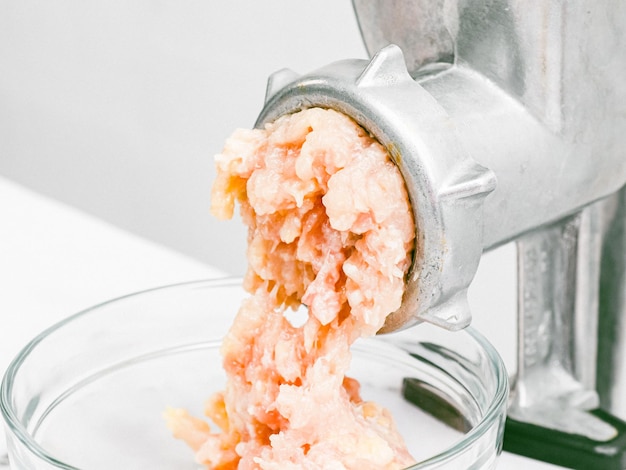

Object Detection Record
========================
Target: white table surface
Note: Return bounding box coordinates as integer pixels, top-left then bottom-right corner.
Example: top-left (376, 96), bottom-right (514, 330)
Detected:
top-left (0, 176), bottom-right (563, 469)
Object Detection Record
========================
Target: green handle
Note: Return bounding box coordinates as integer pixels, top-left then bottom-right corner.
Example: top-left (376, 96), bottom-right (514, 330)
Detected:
top-left (504, 409), bottom-right (626, 469)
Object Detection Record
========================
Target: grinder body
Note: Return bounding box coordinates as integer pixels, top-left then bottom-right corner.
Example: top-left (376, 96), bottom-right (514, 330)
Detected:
top-left (256, 1), bottom-right (626, 467)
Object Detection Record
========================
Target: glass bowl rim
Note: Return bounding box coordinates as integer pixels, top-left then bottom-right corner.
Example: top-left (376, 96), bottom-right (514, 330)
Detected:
top-left (0, 277), bottom-right (508, 469)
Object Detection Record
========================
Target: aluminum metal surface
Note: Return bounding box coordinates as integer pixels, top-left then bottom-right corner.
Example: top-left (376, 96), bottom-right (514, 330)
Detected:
top-left (597, 187), bottom-right (626, 422)
top-left (256, 0), bottom-right (626, 442)
top-left (352, 0), bottom-right (626, 441)
top-left (510, 214), bottom-right (616, 441)
top-left (355, 0), bottom-right (626, 247)
top-left (258, 45), bottom-right (496, 332)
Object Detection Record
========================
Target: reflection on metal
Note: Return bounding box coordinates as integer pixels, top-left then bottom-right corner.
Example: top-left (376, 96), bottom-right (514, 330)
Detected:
top-left (597, 188), bottom-right (626, 422)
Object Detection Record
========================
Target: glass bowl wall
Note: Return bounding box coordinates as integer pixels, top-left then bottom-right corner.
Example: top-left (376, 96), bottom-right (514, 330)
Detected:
top-left (1, 279), bottom-right (508, 469)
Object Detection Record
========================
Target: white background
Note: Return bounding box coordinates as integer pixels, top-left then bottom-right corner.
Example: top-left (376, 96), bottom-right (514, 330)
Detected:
top-left (0, 0), bottom-right (522, 377)
top-left (0, 0), bottom-right (370, 275)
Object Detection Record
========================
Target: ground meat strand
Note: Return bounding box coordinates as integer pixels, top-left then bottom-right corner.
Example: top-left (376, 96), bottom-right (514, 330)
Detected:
top-left (165, 108), bottom-right (416, 469)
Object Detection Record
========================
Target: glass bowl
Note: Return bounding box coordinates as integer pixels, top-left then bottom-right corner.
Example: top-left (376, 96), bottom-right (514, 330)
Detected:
top-left (1, 279), bottom-right (508, 469)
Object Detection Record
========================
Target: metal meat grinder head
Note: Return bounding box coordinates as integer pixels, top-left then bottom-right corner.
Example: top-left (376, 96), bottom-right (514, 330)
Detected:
top-left (256, 1), bottom-right (626, 468)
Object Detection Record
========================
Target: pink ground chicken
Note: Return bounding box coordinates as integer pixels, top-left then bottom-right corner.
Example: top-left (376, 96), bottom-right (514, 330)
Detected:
top-left (165, 108), bottom-right (417, 469)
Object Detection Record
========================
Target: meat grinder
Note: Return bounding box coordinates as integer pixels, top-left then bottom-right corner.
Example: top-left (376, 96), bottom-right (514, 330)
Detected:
top-left (255, 1), bottom-right (626, 468)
